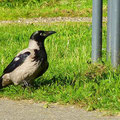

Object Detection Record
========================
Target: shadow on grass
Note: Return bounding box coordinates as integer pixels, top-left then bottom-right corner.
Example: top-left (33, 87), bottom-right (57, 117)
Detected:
top-left (32, 73), bottom-right (82, 89)
top-left (33, 76), bottom-right (70, 89)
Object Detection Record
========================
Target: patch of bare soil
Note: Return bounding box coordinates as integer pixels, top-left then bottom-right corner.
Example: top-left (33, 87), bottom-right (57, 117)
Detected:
top-left (0, 17), bottom-right (107, 24)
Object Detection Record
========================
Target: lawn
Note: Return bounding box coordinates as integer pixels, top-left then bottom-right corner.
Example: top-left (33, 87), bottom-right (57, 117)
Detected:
top-left (0, 0), bottom-right (107, 20)
top-left (0, 22), bottom-right (120, 113)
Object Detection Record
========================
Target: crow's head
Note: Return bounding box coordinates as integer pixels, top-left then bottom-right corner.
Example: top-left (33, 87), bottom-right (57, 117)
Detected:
top-left (30, 30), bottom-right (56, 42)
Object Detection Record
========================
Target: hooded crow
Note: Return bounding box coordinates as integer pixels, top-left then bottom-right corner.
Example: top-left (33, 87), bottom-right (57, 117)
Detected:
top-left (0, 30), bottom-right (56, 88)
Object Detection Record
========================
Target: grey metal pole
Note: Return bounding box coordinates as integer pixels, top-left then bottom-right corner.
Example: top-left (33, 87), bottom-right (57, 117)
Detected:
top-left (111, 0), bottom-right (120, 67)
top-left (92, 0), bottom-right (103, 62)
top-left (107, 0), bottom-right (113, 60)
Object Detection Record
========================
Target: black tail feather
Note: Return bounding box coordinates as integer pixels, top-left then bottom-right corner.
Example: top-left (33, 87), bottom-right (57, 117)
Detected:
top-left (0, 76), bottom-right (3, 89)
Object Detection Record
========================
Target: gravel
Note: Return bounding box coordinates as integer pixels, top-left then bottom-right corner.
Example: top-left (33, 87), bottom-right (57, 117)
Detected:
top-left (0, 17), bottom-right (107, 24)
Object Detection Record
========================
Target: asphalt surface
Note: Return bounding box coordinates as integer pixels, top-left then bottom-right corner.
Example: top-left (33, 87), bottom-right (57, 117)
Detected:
top-left (0, 99), bottom-right (120, 120)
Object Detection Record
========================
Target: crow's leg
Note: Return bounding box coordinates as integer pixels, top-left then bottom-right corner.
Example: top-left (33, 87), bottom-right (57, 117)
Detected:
top-left (22, 80), bottom-right (31, 88)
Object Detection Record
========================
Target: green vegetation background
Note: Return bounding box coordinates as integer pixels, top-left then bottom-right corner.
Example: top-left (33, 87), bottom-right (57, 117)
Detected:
top-left (0, 0), bottom-right (107, 20)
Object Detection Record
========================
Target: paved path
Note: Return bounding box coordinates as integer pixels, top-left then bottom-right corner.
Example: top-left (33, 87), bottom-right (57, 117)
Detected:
top-left (0, 99), bottom-right (120, 120)
top-left (0, 17), bottom-right (107, 24)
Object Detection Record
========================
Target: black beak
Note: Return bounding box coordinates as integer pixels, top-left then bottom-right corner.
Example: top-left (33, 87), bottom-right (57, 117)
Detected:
top-left (45, 31), bottom-right (56, 37)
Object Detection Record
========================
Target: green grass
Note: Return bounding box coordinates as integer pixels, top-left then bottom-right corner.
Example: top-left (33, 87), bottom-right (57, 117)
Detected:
top-left (0, 22), bottom-right (120, 113)
top-left (0, 0), bottom-right (107, 20)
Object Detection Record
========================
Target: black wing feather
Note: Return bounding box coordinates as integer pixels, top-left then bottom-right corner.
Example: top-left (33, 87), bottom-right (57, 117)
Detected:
top-left (3, 52), bottom-right (30, 74)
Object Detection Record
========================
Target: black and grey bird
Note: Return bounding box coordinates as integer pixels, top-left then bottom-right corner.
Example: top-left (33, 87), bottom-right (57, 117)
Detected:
top-left (0, 30), bottom-right (56, 88)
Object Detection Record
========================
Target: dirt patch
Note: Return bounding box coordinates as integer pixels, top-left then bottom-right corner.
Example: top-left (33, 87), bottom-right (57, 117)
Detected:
top-left (0, 17), bottom-right (107, 24)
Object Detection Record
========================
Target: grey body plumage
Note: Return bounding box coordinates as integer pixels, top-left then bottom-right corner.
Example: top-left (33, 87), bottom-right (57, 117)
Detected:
top-left (0, 30), bottom-right (56, 88)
